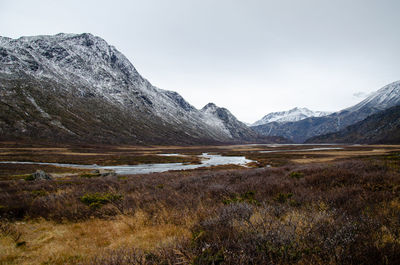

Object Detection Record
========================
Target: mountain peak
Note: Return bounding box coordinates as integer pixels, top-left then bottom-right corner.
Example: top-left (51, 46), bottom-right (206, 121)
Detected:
top-left (0, 32), bottom-right (140, 98)
top-left (202, 103), bottom-right (218, 111)
top-left (12, 33), bottom-right (102, 46)
top-left (200, 102), bottom-right (258, 140)
top-left (252, 107), bottom-right (331, 126)
top-left (346, 80), bottom-right (400, 112)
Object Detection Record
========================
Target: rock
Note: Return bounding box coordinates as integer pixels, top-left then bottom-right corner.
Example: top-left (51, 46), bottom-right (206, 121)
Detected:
top-left (31, 170), bottom-right (52, 180)
top-left (90, 169), bottom-right (100, 174)
top-left (101, 172), bottom-right (117, 177)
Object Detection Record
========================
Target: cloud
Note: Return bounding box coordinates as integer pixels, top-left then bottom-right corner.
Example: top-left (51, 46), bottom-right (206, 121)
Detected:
top-left (353, 92), bottom-right (372, 99)
top-left (1, 0), bottom-right (399, 122)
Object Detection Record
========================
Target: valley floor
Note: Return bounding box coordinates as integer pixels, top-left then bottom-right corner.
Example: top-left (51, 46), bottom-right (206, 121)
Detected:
top-left (1, 142), bottom-right (400, 264)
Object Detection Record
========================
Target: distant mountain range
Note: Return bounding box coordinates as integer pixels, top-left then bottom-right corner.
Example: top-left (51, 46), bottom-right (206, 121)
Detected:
top-left (306, 105), bottom-right (400, 144)
top-left (252, 107), bottom-right (330, 126)
top-left (0, 33), bottom-right (277, 145)
top-left (251, 81), bottom-right (400, 143)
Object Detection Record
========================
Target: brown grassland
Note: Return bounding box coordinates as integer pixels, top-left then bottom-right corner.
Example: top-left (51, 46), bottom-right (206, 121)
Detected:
top-left (1, 142), bottom-right (400, 264)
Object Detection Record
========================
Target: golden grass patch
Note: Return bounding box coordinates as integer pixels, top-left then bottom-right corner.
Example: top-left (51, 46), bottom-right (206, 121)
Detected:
top-left (0, 214), bottom-right (191, 265)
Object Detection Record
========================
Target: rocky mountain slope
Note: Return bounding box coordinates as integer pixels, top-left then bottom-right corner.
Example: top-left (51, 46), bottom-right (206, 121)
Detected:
top-left (0, 33), bottom-right (266, 145)
top-left (252, 107), bottom-right (330, 126)
top-left (306, 105), bottom-right (400, 144)
top-left (252, 81), bottom-right (400, 143)
top-left (201, 103), bottom-right (258, 141)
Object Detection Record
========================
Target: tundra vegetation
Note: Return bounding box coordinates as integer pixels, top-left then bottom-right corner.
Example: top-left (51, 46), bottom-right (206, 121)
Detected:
top-left (0, 143), bottom-right (400, 264)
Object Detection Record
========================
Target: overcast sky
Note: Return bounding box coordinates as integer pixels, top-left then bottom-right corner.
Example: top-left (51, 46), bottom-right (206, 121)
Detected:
top-left (1, 0), bottom-right (399, 123)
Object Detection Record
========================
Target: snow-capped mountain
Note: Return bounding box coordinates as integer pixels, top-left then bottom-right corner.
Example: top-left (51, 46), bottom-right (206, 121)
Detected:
top-left (252, 81), bottom-right (400, 143)
top-left (201, 103), bottom-right (258, 140)
top-left (252, 107), bottom-right (331, 126)
top-left (306, 105), bottom-right (400, 144)
top-left (345, 81), bottom-right (400, 112)
top-left (0, 33), bottom-right (265, 145)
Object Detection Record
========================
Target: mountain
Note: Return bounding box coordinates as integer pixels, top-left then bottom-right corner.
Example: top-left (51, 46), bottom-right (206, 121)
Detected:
top-left (252, 107), bottom-right (330, 126)
top-left (0, 33), bottom-right (269, 145)
top-left (306, 105), bottom-right (400, 144)
top-left (252, 81), bottom-right (400, 143)
top-left (346, 81), bottom-right (400, 112)
top-left (201, 103), bottom-right (258, 141)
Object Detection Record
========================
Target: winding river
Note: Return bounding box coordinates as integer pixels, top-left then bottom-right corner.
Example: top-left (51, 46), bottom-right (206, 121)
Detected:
top-left (0, 153), bottom-right (253, 175)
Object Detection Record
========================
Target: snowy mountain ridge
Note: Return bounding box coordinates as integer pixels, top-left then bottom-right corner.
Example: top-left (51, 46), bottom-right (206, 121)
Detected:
top-left (0, 33), bottom-right (262, 144)
top-left (345, 81), bottom-right (400, 113)
top-left (252, 107), bottom-right (331, 126)
top-left (252, 81), bottom-right (400, 143)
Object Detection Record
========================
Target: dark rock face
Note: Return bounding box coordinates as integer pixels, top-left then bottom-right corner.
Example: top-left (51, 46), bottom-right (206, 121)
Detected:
top-left (0, 33), bottom-right (275, 145)
top-left (306, 105), bottom-right (400, 144)
top-left (252, 81), bottom-right (400, 143)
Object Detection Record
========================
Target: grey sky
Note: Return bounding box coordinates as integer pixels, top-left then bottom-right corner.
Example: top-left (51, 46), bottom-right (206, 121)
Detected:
top-left (1, 0), bottom-right (399, 123)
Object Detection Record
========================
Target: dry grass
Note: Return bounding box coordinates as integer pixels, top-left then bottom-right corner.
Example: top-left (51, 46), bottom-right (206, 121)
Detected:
top-left (0, 213), bottom-right (191, 265)
top-left (291, 157), bottom-right (341, 163)
top-left (0, 164), bottom-right (90, 180)
top-left (290, 148), bottom-right (400, 163)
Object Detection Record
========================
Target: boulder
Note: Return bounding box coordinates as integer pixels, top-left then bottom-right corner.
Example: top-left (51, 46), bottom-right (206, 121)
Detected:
top-left (31, 170), bottom-right (52, 180)
top-left (101, 171), bottom-right (117, 177)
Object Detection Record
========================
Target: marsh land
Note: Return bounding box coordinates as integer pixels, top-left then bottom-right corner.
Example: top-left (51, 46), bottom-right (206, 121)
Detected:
top-left (1, 142), bottom-right (400, 264)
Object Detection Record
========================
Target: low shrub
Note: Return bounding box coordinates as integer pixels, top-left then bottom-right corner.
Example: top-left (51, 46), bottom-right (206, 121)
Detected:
top-left (156, 184), bottom-right (164, 189)
top-left (223, 191), bottom-right (259, 205)
top-left (31, 190), bottom-right (48, 197)
top-left (274, 192), bottom-right (293, 203)
top-left (289, 171), bottom-right (304, 179)
top-left (24, 174), bottom-right (35, 181)
top-left (80, 193), bottom-right (123, 209)
top-left (80, 173), bottom-right (101, 178)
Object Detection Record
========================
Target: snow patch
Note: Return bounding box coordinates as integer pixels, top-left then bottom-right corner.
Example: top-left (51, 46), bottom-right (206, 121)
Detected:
top-left (26, 95), bottom-right (51, 119)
